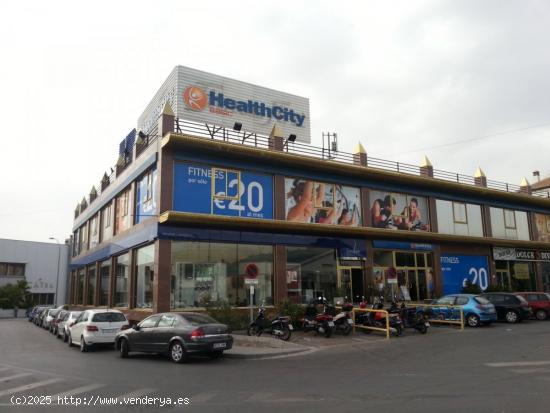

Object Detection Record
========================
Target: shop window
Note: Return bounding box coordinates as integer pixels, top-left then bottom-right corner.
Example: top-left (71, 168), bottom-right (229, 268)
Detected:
top-left (135, 244), bottom-right (155, 309)
top-left (170, 242), bottom-right (273, 308)
top-left (286, 246), bottom-right (337, 304)
top-left (113, 253), bottom-right (129, 307)
top-left (77, 268), bottom-right (85, 305)
top-left (453, 202), bottom-right (468, 224)
top-left (99, 260), bottom-right (110, 306)
top-left (87, 266), bottom-right (96, 305)
top-left (373, 251), bottom-right (393, 267)
top-left (395, 252), bottom-right (415, 267)
top-left (0, 262), bottom-right (25, 276)
top-left (504, 209), bottom-right (516, 229)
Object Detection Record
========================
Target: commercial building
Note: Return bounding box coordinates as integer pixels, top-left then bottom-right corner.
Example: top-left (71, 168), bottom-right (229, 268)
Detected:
top-left (70, 65), bottom-right (550, 319)
top-left (0, 238), bottom-right (69, 306)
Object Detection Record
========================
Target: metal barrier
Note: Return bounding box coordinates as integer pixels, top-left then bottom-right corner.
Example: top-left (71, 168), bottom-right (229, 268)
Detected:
top-left (352, 308), bottom-right (391, 339)
top-left (408, 304), bottom-right (464, 330)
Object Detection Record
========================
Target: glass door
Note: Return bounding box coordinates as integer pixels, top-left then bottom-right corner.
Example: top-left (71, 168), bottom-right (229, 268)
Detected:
top-left (337, 267), bottom-right (352, 303)
top-left (338, 266), bottom-right (364, 303)
top-left (496, 270), bottom-right (511, 291)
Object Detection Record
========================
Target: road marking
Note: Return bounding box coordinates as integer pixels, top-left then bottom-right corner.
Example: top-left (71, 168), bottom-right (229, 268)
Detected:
top-left (115, 388), bottom-right (156, 400)
top-left (0, 378), bottom-right (64, 398)
top-left (485, 361), bottom-right (550, 368)
top-left (0, 373), bottom-right (33, 383)
top-left (50, 383), bottom-right (105, 399)
top-left (509, 368), bottom-right (550, 374)
top-left (190, 392), bottom-right (218, 403)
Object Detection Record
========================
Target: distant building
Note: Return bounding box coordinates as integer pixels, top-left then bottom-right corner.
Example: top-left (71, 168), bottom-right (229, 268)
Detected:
top-left (0, 239), bottom-right (69, 306)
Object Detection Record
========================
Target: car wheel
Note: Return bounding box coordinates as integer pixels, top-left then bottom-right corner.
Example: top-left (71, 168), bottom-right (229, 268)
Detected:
top-left (535, 310), bottom-right (548, 321)
top-left (62, 330), bottom-right (68, 343)
top-left (505, 310), bottom-right (519, 324)
top-left (169, 341), bottom-right (186, 364)
top-left (208, 351), bottom-right (224, 359)
top-left (67, 333), bottom-right (74, 347)
top-left (119, 339), bottom-right (129, 358)
top-left (466, 314), bottom-right (480, 328)
top-left (80, 336), bottom-right (90, 352)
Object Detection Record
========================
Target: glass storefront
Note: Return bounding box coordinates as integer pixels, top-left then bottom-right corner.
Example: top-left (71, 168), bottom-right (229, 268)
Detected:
top-left (99, 260), bottom-right (110, 306)
top-left (135, 244), bottom-right (155, 308)
top-left (286, 246), bottom-right (338, 304)
top-left (373, 250), bottom-right (433, 302)
top-left (542, 262), bottom-right (550, 292)
top-left (170, 242), bottom-right (273, 308)
top-left (495, 260), bottom-right (537, 292)
top-left (113, 253), bottom-right (129, 307)
top-left (87, 265), bottom-right (96, 305)
top-left (77, 268), bottom-right (85, 305)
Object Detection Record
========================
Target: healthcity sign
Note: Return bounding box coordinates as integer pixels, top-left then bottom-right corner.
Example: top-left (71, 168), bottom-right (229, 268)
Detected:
top-left (138, 66), bottom-right (311, 143)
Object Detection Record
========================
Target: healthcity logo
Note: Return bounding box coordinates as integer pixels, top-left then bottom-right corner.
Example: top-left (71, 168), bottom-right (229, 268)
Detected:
top-left (182, 85), bottom-right (306, 127)
top-left (183, 86), bottom-right (209, 111)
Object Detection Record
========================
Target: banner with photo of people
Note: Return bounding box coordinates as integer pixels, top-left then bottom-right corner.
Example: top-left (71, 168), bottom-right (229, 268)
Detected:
top-left (535, 214), bottom-right (550, 242)
top-left (370, 190), bottom-right (430, 231)
top-left (284, 178), bottom-right (362, 226)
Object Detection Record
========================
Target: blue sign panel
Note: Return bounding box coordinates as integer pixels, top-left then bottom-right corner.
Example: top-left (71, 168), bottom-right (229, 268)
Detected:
top-left (441, 254), bottom-right (489, 295)
top-left (173, 162), bottom-right (273, 219)
top-left (373, 240), bottom-right (433, 251)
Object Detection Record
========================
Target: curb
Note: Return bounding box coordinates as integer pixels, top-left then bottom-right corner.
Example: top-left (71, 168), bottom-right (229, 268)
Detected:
top-left (224, 346), bottom-right (312, 359)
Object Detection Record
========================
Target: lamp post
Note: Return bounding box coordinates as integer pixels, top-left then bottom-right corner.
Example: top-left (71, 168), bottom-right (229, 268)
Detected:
top-left (49, 237), bottom-right (61, 306)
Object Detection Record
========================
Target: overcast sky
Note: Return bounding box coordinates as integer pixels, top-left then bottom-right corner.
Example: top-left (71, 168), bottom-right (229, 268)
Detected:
top-left (1, 0), bottom-right (549, 243)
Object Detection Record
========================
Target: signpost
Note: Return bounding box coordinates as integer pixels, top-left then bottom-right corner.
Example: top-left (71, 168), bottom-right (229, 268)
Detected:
top-left (244, 263), bottom-right (259, 322)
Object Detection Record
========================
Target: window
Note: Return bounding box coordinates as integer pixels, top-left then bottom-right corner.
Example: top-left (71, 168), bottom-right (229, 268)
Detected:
top-left (138, 315), bottom-right (160, 328)
top-left (504, 209), bottom-right (516, 229)
top-left (435, 296), bottom-right (456, 305)
top-left (115, 188), bottom-right (132, 234)
top-left (92, 312), bottom-right (126, 322)
top-left (146, 172), bottom-right (153, 201)
top-left (135, 244), bottom-right (154, 309)
top-left (87, 266), bottom-right (96, 306)
top-left (170, 241), bottom-right (273, 308)
top-left (456, 296), bottom-right (469, 305)
top-left (158, 314), bottom-right (176, 327)
top-left (77, 268), bottom-right (85, 305)
top-left (452, 202), bottom-right (467, 224)
top-left (0, 263), bottom-right (25, 276)
top-left (105, 204), bottom-right (112, 228)
top-left (113, 253), bottom-right (129, 307)
top-left (99, 260), bottom-right (110, 306)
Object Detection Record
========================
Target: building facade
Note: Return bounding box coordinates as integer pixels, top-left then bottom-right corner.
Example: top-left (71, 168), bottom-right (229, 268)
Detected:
top-left (0, 238), bottom-right (69, 306)
top-left (69, 67), bottom-right (550, 320)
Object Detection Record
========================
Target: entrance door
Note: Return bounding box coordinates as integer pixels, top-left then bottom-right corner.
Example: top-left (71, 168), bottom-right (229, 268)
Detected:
top-left (496, 270), bottom-right (511, 291)
top-left (408, 269), bottom-right (419, 302)
top-left (351, 268), bottom-right (364, 303)
top-left (338, 268), bottom-right (352, 300)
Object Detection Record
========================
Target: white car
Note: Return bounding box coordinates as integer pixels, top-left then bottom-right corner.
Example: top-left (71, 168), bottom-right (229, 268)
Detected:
top-left (57, 311), bottom-right (82, 342)
top-left (67, 309), bottom-right (129, 352)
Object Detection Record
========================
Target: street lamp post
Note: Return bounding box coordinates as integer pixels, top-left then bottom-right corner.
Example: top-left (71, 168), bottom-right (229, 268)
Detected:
top-left (49, 237), bottom-right (61, 306)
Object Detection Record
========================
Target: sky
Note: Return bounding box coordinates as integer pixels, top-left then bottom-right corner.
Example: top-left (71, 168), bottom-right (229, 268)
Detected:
top-left (1, 0), bottom-right (549, 243)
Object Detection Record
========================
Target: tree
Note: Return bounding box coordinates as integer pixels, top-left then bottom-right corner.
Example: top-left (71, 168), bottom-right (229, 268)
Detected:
top-left (0, 280), bottom-right (32, 309)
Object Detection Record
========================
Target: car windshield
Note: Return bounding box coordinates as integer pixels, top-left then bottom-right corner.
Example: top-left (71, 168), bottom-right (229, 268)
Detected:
top-left (180, 313), bottom-right (219, 325)
top-left (474, 296), bottom-right (491, 305)
top-left (91, 312), bottom-right (126, 322)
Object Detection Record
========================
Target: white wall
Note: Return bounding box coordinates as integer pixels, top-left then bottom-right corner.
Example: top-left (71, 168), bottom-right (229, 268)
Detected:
top-left (0, 238), bottom-right (69, 306)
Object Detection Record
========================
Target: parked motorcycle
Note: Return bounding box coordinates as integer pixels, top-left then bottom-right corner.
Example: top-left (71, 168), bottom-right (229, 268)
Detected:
top-left (247, 305), bottom-right (293, 341)
top-left (395, 302), bottom-right (430, 334)
top-left (357, 299), bottom-right (402, 336)
top-left (333, 299), bottom-right (354, 335)
top-left (302, 297), bottom-right (335, 338)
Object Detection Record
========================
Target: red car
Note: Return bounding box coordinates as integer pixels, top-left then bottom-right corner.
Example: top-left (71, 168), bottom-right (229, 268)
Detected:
top-left (515, 292), bottom-right (550, 320)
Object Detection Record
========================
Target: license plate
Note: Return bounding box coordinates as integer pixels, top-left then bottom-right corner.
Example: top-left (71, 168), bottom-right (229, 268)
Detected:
top-left (102, 328), bottom-right (117, 333)
top-left (347, 319), bottom-right (354, 325)
top-left (213, 342), bottom-right (226, 349)
top-left (328, 321), bottom-right (335, 327)
top-left (288, 325), bottom-right (294, 330)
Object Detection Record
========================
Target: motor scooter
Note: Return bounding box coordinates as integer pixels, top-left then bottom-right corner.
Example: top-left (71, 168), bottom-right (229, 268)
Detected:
top-left (302, 297), bottom-right (335, 338)
top-left (247, 305), bottom-right (293, 340)
top-left (333, 298), bottom-right (354, 335)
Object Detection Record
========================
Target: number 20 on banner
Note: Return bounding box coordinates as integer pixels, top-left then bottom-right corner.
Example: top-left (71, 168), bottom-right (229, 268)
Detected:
top-left (463, 267), bottom-right (488, 291)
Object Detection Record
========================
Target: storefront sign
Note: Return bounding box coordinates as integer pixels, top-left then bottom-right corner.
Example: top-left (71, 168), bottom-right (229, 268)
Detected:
top-left (372, 241), bottom-right (433, 251)
top-left (173, 161), bottom-right (273, 219)
top-left (441, 254), bottom-right (489, 294)
top-left (284, 178), bottom-right (362, 226)
top-left (493, 247), bottom-right (550, 261)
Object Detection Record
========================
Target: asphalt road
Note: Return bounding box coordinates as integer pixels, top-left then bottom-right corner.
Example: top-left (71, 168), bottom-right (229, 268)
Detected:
top-left (1, 318), bottom-right (550, 412)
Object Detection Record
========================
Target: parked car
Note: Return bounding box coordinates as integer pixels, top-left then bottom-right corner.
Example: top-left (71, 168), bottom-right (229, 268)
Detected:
top-left (68, 309), bottom-right (129, 352)
top-left (43, 308), bottom-right (61, 330)
top-left (28, 306), bottom-right (44, 323)
top-left (423, 294), bottom-right (497, 327)
top-left (50, 310), bottom-right (68, 335)
top-left (514, 292), bottom-right (550, 320)
top-left (481, 293), bottom-right (531, 323)
top-left (115, 312), bottom-right (233, 363)
top-left (57, 311), bottom-right (82, 342)
top-left (35, 307), bottom-right (51, 327)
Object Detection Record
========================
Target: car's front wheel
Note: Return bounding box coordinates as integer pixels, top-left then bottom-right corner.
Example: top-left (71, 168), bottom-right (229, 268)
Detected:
top-left (505, 310), bottom-right (519, 324)
top-left (466, 314), bottom-right (480, 327)
top-left (119, 339), bottom-right (129, 358)
top-left (535, 309), bottom-right (548, 321)
top-left (169, 341), bottom-right (186, 364)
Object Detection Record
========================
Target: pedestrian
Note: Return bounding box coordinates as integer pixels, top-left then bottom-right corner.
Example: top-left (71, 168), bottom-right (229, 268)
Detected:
top-left (14, 305), bottom-right (19, 318)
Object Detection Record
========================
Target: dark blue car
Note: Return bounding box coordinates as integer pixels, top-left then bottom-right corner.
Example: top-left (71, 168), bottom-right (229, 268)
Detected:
top-left (423, 294), bottom-right (497, 327)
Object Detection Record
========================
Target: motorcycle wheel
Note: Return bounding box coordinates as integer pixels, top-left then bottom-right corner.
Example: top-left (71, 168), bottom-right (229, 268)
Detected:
top-left (417, 324), bottom-right (428, 334)
top-left (247, 324), bottom-right (262, 337)
top-left (280, 326), bottom-right (291, 341)
top-left (341, 323), bottom-right (352, 336)
top-left (394, 325), bottom-right (403, 336)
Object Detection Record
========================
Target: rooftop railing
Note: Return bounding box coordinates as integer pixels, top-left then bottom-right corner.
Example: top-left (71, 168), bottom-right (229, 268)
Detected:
top-left (174, 118), bottom-right (549, 199)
